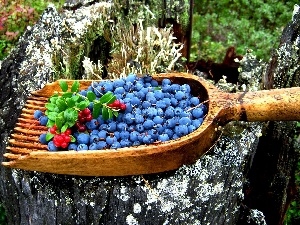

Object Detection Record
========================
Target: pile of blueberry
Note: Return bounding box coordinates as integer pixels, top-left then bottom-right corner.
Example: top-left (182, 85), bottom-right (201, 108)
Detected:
top-left (34, 74), bottom-right (207, 151)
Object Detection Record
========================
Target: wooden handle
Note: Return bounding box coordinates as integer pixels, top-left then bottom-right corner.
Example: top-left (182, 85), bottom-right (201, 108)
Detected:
top-left (226, 87), bottom-right (300, 122)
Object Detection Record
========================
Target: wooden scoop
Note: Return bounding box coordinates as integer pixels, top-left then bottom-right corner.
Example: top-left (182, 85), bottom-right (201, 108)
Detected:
top-left (2, 73), bottom-right (300, 176)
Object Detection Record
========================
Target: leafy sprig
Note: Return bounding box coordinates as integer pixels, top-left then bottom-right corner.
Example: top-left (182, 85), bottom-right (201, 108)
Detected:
top-left (45, 80), bottom-right (119, 134)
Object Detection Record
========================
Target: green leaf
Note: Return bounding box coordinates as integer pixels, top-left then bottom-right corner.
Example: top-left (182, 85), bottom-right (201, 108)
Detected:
top-left (92, 102), bottom-right (102, 118)
top-left (64, 108), bottom-right (78, 122)
top-left (106, 95), bottom-right (116, 104)
top-left (47, 112), bottom-right (58, 121)
top-left (56, 98), bottom-right (68, 111)
top-left (99, 92), bottom-right (114, 104)
top-left (46, 119), bottom-right (55, 128)
top-left (102, 107), bottom-right (109, 120)
top-left (62, 92), bottom-right (73, 98)
top-left (61, 124), bottom-right (68, 133)
top-left (71, 95), bottom-right (80, 102)
top-left (66, 97), bottom-right (76, 108)
top-left (55, 112), bottom-right (65, 131)
top-left (108, 108), bottom-right (113, 119)
top-left (49, 95), bottom-right (58, 103)
top-left (71, 81), bottom-right (80, 93)
top-left (70, 135), bottom-right (76, 142)
top-left (46, 132), bottom-right (54, 141)
top-left (59, 80), bottom-right (68, 92)
top-left (45, 103), bottom-right (58, 112)
top-left (76, 101), bottom-right (90, 110)
top-left (87, 91), bottom-right (96, 101)
top-left (112, 110), bottom-right (119, 118)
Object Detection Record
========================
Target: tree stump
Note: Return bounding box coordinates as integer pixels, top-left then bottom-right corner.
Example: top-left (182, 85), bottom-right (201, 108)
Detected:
top-left (0, 2), bottom-right (299, 224)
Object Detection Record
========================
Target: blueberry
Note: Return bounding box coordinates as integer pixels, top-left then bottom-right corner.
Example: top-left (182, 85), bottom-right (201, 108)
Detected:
top-left (131, 96), bottom-right (141, 106)
top-left (77, 144), bottom-right (89, 151)
top-left (179, 117), bottom-right (192, 126)
top-left (150, 79), bottom-right (159, 87)
top-left (134, 114), bottom-right (145, 124)
top-left (170, 84), bottom-right (181, 93)
top-left (145, 107), bottom-right (157, 118)
top-left (135, 81), bottom-right (144, 91)
top-left (97, 141), bottom-right (107, 149)
top-left (192, 108), bottom-right (204, 118)
top-left (124, 81), bottom-right (134, 92)
top-left (34, 110), bottom-right (43, 120)
top-left (68, 143), bottom-right (78, 150)
top-left (142, 101), bottom-right (151, 109)
top-left (98, 130), bottom-right (107, 140)
top-left (120, 131), bottom-right (130, 139)
top-left (129, 131), bottom-right (140, 142)
top-left (86, 119), bottom-right (99, 130)
top-left (135, 124), bottom-right (144, 132)
top-left (113, 131), bottom-right (120, 140)
top-left (153, 116), bottom-right (164, 124)
top-left (89, 143), bottom-right (98, 150)
top-left (180, 84), bottom-right (191, 93)
top-left (123, 113), bottom-right (135, 124)
top-left (120, 139), bottom-right (132, 147)
top-left (175, 91), bottom-right (185, 101)
top-left (39, 133), bottom-right (48, 144)
top-left (174, 107), bottom-right (183, 116)
top-left (47, 141), bottom-right (58, 151)
top-left (164, 128), bottom-right (174, 138)
top-left (103, 82), bottom-right (114, 92)
top-left (124, 103), bottom-right (133, 113)
top-left (162, 84), bottom-right (171, 92)
top-left (162, 78), bottom-right (171, 86)
top-left (158, 134), bottom-right (169, 142)
top-left (126, 73), bottom-right (137, 83)
top-left (113, 79), bottom-right (125, 88)
top-left (165, 118), bottom-right (176, 129)
top-left (114, 87), bottom-right (126, 95)
top-left (192, 118), bottom-right (203, 128)
top-left (143, 119), bottom-right (155, 130)
top-left (165, 106), bottom-right (175, 118)
top-left (39, 116), bottom-right (48, 126)
top-left (190, 97), bottom-right (200, 106)
top-left (175, 125), bottom-right (189, 137)
top-left (170, 97), bottom-right (178, 107)
top-left (142, 134), bottom-right (153, 144)
top-left (89, 134), bottom-right (99, 144)
top-left (77, 133), bottom-right (90, 144)
top-left (110, 141), bottom-right (121, 149)
top-left (106, 136), bottom-right (117, 145)
top-left (107, 121), bottom-right (117, 132)
top-left (156, 100), bottom-right (167, 109)
top-left (132, 141), bottom-right (141, 146)
top-left (188, 125), bottom-right (197, 133)
top-left (117, 122), bottom-right (128, 131)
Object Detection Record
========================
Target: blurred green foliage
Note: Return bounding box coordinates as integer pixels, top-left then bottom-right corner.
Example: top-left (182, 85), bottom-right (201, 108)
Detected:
top-left (0, 0), bottom-right (64, 60)
top-left (0, 204), bottom-right (6, 225)
top-left (191, 0), bottom-right (298, 62)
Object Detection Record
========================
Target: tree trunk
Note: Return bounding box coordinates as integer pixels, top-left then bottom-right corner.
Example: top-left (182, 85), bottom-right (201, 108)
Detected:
top-left (0, 1), bottom-right (299, 225)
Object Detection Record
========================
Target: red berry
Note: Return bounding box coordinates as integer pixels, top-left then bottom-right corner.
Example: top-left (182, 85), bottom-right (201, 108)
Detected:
top-left (78, 125), bottom-right (86, 132)
top-left (63, 135), bottom-right (71, 143)
top-left (78, 116), bottom-right (86, 123)
top-left (119, 103), bottom-right (126, 111)
top-left (114, 100), bottom-right (121, 107)
top-left (49, 126), bottom-right (57, 134)
top-left (85, 114), bottom-right (93, 122)
top-left (61, 142), bottom-right (68, 149)
top-left (64, 128), bottom-right (72, 136)
top-left (82, 108), bottom-right (91, 116)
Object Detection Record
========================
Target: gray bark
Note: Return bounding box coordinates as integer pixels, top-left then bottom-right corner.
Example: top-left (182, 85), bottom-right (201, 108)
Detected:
top-left (0, 2), bottom-right (299, 225)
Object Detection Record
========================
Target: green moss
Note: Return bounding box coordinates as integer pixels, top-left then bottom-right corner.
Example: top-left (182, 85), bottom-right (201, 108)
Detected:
top-left (191, 0), bottom-right (298, 62)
